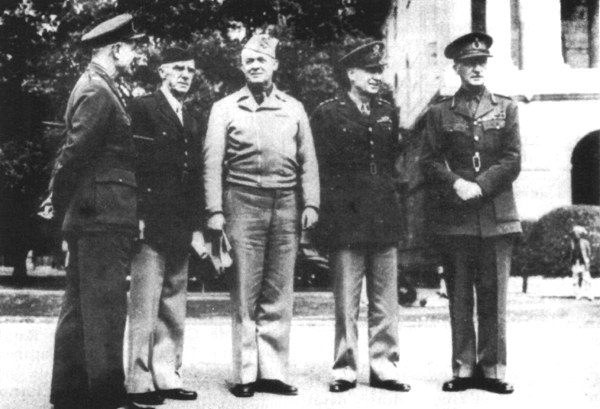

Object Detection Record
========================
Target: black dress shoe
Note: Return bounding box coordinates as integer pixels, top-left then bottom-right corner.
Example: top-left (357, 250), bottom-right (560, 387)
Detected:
top-left (369, 379), bottom-right (411, 392)
top-left (230, 383), bottom-right (255, 398)
top-left (128, 391), bottom-right (165, 405)
top-left (477, 378), bottom-right (514, 394)
top-left (329, 380), bottom-right (357, 393)
top-left (255, 379), bottom-right (298, 396)
top-left (158, 388), bottom-right (198, 400)
top-left (442, 377), bottom-right (473, 392)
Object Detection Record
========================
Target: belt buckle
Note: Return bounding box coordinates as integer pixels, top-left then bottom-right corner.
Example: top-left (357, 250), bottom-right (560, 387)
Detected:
top-left (370, 163), bottom-right (377, 175)
top-left (472, 152), bottom-right (481, 172)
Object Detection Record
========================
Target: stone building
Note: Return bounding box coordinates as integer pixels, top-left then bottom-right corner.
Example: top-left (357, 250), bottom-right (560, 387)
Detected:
top-left (384, 0), bottom-right (600, 276)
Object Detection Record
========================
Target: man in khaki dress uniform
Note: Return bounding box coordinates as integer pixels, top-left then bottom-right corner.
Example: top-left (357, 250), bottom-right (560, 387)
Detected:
top-left (421, 32), bottom-right (522, 394)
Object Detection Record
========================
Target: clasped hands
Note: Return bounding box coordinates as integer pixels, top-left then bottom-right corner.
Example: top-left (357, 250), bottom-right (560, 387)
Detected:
top-left (453, 178), bottom-right (482, 201)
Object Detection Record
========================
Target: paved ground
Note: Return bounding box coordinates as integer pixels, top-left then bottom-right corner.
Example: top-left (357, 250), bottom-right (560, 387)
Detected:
top-left (1, 277), bottom-right (599, 409)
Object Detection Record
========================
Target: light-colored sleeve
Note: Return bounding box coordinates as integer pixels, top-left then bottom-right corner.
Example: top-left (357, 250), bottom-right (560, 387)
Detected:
top-left (296, 103), bottom-right (320, 210)
top-left (203, 100), bottom-right (228, 214)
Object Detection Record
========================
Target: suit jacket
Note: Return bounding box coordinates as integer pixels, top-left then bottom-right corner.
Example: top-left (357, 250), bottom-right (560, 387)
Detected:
top-left (50, 62), bottom-right (137, 234)
top-left (130, 89), bottom-right (205, 252)
top-left (311, 93), bottom-right (402, 249)
top-left (421, 87), bottom-right (522, 237)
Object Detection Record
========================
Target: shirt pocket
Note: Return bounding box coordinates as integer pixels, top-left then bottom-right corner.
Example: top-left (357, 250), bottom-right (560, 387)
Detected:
top-left (94, 169), bottom-right (137, 225)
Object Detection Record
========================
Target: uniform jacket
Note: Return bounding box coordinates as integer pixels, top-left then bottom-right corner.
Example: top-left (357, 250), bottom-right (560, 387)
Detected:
top-left (50, 63), bottom-right (137, 234)
top-left (311, 93), bottom-right (402, 249)
top-left (203, 85), bottom-right (320, 214)
top-left (130, 89), bottom-right (205, 252)
top-left (421, 87), bottom-right (522, 237)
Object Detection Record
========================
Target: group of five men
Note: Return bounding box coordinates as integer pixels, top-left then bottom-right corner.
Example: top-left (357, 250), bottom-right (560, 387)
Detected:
top-left (48, 13), bottom-right (521, 409)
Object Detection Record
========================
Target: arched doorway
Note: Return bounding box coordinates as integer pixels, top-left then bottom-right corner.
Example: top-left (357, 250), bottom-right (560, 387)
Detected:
top-left (571, 131), bottom-right (600, 205)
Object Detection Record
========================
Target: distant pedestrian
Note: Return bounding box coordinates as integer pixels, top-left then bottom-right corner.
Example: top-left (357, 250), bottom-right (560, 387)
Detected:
top-left (568, 226), bottom-right (593, 301)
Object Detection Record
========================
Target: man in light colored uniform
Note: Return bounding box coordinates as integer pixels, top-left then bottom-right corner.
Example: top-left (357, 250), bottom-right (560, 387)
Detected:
top-left (203, 34), bottom-right (319, 398)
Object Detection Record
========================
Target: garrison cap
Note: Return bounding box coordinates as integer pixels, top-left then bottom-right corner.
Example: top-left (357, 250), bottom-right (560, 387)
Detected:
top-left (243, 34), bottom-right (278, 59)
top-left (339, 41), bottom-right (385, 69)
top-left (81, 13), bottom-right (145, 48)
top-left (444, 32), bottom-right (493, 61)
top-left (161, 47), bottom-right (194, 65)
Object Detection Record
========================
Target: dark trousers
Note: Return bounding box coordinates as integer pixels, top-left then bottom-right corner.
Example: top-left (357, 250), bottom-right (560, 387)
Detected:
top-left (442, 235), bottom-right (514, 380)
top-left (50, 232), bottom-right (132, 409)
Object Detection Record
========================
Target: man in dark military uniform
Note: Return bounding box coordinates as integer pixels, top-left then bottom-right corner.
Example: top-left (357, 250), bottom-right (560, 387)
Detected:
top-left (47, 14), bottom-right (148, 409)
top-left (125, 47), bottom-right (202, 406)
top-left (421, 32), bottom-right (522, 394)
top-left (311, 42), bottom-right (410, 394)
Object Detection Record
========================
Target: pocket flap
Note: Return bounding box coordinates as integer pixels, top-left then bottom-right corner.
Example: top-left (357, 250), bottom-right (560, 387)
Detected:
top-left (96, 169), bottom-right (137, 187)
top-left (482, 119), bottom-right (505, 130)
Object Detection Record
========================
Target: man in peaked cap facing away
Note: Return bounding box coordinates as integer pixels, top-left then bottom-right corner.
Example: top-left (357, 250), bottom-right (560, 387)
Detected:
top-left (421, 32), bottom-right (522, 394)
top-left (48, 13), bottom-right (149, 409)
top-left (311, 41), bottom-right (410, 394)
top-left (124, 47), bottom-right (203, 407)
top-left (203, 34), bottom-right (320, 398)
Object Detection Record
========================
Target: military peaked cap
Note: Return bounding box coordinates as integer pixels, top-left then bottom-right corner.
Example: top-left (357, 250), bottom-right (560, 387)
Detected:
top-left (243, 34), bottom-right (279, 59)
top-left (339, 41), bottom-right (385, 69)
top-left (161, 47), bottom-right (194, 65)
top-left (444, 32), bottom-right (493, 61)
top-left (81, 13), bottom-right (145, 48)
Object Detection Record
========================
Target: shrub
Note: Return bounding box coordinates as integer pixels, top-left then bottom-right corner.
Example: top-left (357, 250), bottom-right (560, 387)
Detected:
top-left (512, 205), bottom-right (600, 278)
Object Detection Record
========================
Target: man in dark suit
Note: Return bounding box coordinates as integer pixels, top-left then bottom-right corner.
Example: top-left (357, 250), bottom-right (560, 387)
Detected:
top-left (421, 32), bottom-right (522, 394)
top-left (125, 47), bottom-right (203, 406)
top-left (48, 14), bottom-right (147, 409)
top-left (311, 42), bottom-right (410, 394)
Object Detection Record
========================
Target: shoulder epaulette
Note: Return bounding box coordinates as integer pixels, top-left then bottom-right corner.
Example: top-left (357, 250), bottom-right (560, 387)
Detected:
top-left (433, 95), bottom-right (452, 104)
top-left (315, 97), bottom-right (338, 109)
top-left (493, 93), bottom-right (512, 100)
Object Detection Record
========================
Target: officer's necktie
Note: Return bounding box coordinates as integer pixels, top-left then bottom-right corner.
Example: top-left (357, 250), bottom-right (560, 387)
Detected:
top-left (175, 105), bottom-right (183, 125)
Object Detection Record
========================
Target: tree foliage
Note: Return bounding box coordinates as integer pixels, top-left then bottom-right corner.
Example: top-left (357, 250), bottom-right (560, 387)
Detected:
top-left (0, 0), bottom-right (393, 204)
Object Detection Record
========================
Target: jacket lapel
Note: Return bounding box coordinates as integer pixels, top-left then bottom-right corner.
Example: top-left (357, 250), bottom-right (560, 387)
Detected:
top-left (155, 90), bottom-right (184, 130)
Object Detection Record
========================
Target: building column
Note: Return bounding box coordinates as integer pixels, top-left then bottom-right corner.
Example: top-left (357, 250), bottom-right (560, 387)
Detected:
top-left (518, 0), bottom-right (565, 69)
top-left (588, 0), bottom-right (599, 68)
top-left (486, 0), bottom-right (515, 68)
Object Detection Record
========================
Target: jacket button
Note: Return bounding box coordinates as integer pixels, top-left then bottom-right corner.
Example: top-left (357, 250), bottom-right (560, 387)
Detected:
top-left (474, 136), bottom-right (479, 141)
top-left (368, 127), bottom-right (373, 132)
top-left (184, 151), bottom-right (188, 156)
top-left (163, 131), bottom-right (166, 135)
top-left (370, 140), bottom-right (374, 145)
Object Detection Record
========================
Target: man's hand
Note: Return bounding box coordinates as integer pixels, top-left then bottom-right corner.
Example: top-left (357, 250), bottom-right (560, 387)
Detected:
top-left (453, 179), bottom-right (483, 201)
top-left (301, 207), bottom-right (319, 230)
top-left (207, 213), bottom-right (226, 231)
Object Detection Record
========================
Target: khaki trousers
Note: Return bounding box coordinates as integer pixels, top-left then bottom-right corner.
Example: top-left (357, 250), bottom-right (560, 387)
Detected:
top-left (442, 235), bottom-right (514, 379)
